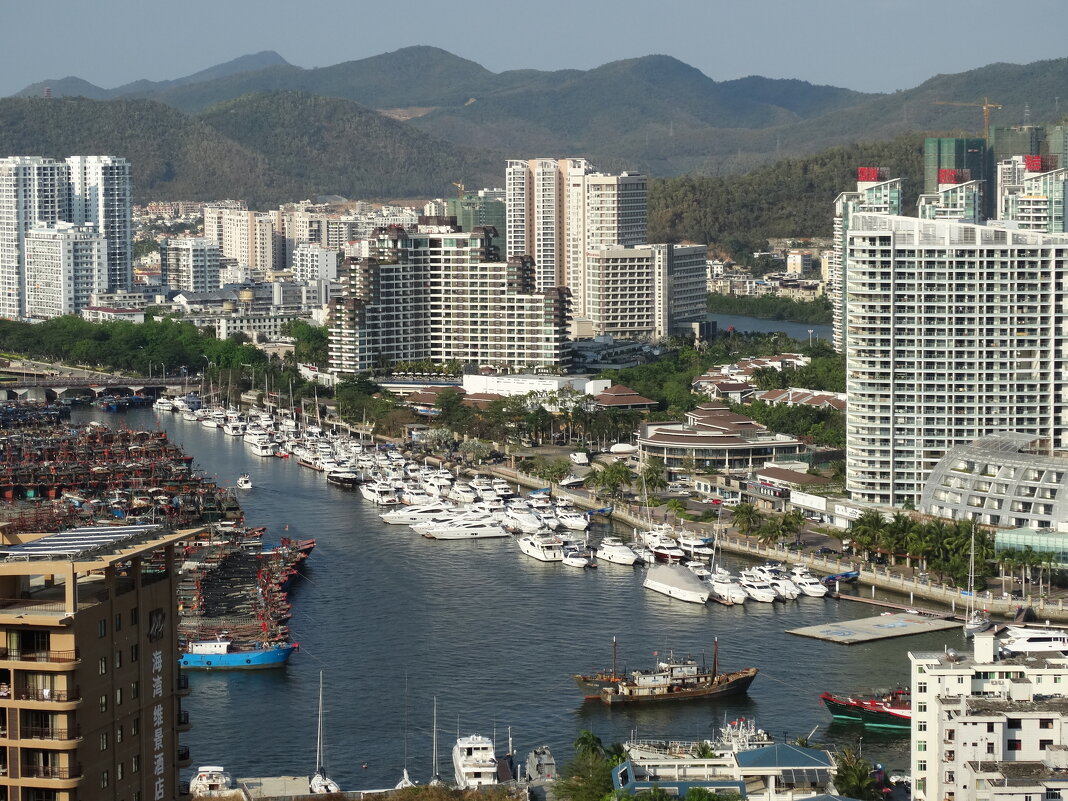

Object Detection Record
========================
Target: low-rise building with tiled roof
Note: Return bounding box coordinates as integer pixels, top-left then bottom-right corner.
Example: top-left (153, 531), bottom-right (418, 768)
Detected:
top-left (592, 385), bottom-right (657, 411)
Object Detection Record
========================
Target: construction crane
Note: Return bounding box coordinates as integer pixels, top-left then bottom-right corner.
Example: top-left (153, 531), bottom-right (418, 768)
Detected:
top-left (932, 96), bottom-right (1003, 139)
top-left (452, 181), bottom-right (465, 200)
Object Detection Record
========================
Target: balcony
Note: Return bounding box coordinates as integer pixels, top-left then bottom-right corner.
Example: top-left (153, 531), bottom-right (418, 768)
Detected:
top-left (21, 726), bottom-right (80, 742)
top-left (0, 649), bottom-right (79, 666)
top-left (177, 710), bottom-right (191, 731)
top-left (178, 745), bottom-right (192, 766)
top-left (21, 764), bottom-right (81, 780)
top-left (13, 688), bottom-right (78, 703)
top-left (177, 674), bottom-right (190, 695)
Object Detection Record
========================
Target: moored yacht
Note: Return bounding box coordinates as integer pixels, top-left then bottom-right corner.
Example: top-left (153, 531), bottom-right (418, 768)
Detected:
top-left (453, 734), bottom-right (498, 790)
top-left (380, 500), bottom-right (455, 525)
top-left (595, 536), bottom-right (642, 565)
top-left (643, 563), bottom-right (710, 604)
top-left (518, 532), bottom-right (566, 562)
top-left (422, 516), bottom-right (509, 540)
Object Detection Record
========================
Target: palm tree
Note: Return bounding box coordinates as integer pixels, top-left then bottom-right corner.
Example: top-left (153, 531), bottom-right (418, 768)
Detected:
top-left (642, 458), bottom-right (669, 496)
top-left (881, 512), bottom-right (913, 566)
top-left (832, 745), bottom-right (879, 800)
top-left (665, 497), bottom-right (689, 521)
top-left (848, 510), bottom-right (886, 562)
top-left (730, 503), bottom-right (763, 537)
top-left (573, 729), bottom-right (605, 759)
top-left (779, 510), bottom-right (807, 545)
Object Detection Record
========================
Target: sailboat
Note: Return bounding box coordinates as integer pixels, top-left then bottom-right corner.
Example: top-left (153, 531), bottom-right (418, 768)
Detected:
top-left (395, 674), bottom-right (418, 789)
top-left (427, 696), bottom-right (443, 786)
top-left (963, 524), bottom-right (992, 637)
top-left (309, 671), bottom-right (341, 794)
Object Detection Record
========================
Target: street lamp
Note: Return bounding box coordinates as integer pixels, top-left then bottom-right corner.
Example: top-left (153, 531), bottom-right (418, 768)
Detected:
top-left (201, 354), bottom-right (210, 374)
top-left (807, 329), bottom-right (814, 347)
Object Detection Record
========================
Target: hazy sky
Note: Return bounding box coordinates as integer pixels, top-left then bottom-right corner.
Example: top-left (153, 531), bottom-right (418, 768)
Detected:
top-left (4, 0), bottom-right (1067, 98)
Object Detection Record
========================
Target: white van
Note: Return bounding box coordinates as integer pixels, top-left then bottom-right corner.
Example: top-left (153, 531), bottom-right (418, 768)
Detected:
top-left (569, 452), bottom-right (590, 466)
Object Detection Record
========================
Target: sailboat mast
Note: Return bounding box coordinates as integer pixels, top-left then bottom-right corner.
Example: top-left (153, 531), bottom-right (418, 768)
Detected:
top-left (316, 670), bottom-right (325, 770)
top-left (712, 637), bottom-right (719, 679)
top-left (432, 696), bottom-right (439, 781)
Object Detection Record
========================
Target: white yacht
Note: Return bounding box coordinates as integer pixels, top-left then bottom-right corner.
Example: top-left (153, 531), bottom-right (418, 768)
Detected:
top-left (737, 572), bottom-right (779, 603)
top-left (361, 481), bottom-right (400, 505)
top-left (789, 567), bottom-right (829, 597)
top-left (677, 535), bottom-right (715, 558)
top-left (248, 440), bottom-right (277, 458)
top-left (685, 560), bottom-right (713, 581)
top-left (449, 483), bottom-right (479, 504)
top-left (236, 474), bottom-right (252, 490)
top-left (222, 420), bottom-right (246, 437)
top-left (189, 766), bottom-right (237, 796)
top-left (518, 533), bottom-right (566, 562)
top-left (999, 626), bottom-right (1068, 654)
top-left (504, 505), bottom-right (543, 534)
top-left (643, 563), bottom-right (710, 604)
top-left (535, 509), bottom-right (560, 529)
top-left (710, 569), bottom-right (749, 604)
top-left (153, 396), bottom-right (174, 412)
top-left (562, 547), bottom-right (593, 568)
top-left (557, 510), bottom-right (589, 531)
top-left (380, 501), bottom-right (455, 525)
top-left (421, 516), bottom-right (509, 540)
top-left (453, 734), bottom-right (498, 790)
top-left (595, 536), bottom-right (642, 565)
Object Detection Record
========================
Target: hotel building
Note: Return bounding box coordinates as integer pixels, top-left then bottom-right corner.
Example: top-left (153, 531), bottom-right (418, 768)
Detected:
top-left (328, 221), bottom-right (570, 374)
top-left (579, 243), bottom-right (706, 339)
top-left (159, 238), bottom-right (221, 293)
top-left (844, 214), bottom-right (1068, 507)
top-left (0, 523), bottom-right (190, 801)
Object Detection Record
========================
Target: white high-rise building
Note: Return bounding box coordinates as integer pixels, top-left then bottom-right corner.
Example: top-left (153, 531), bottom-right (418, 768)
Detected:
top-left (328, 221), bottom-right (569, 374)
top-left (910, 635), bottom-right (1068, 801)
top-left (203, 205), bottom-right (278, 271)
top-left (581, 244), bottom-right (705, 340)
top-left (159, 237), bottom-right (221, 293)
top-left (24, 222), bottom-right (106, 318)
top-left (844, 213), bottom-right (1068, 506)
top-left (291, 243), bottom-right (338, 282)
top-left (65, 156), bottom-right (132, 291)
top-left (0, 157), bottom-right (70, 318)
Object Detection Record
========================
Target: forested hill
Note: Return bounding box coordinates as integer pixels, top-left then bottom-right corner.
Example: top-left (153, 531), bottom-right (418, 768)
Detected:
top-left (0, 93), bottom-right (500, 204)
top-left (647, 134), bottom-right (926, 248)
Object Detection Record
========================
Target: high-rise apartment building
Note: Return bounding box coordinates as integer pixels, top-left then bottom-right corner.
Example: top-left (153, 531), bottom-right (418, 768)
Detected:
top-left (290, 243), bottom-right (338, 283)
top-left (917, 180), bottom-right (984, 224)
top-left (65, 157), bottom-right (132, 292)
top-left (0, 523), bottom-right (189, 801)
top-left (924, 137), bottom-right (989, 196)
top-left (580, 244), bottom-right (706, 339)
top-left (328, 221), bottom-right (569, 374)
top-left (202, 206), bottom-right (278, 273)
top-left (446, 192), bottom-right (506, 234)
top-left (828, 170), bottom-right (902, 352)
top-left (1001, 167), bottom-right (1068, 233)
top-left (844, 212), bottom-right (1068, 506)
top-left (0, 157), bottom-right (71, 319)
top-left (909, 635), bottom-right (1068, 801)
top-left (24, 222), bottom-right (107, 319)
top-left (159, 238), bottom-right (221, 293)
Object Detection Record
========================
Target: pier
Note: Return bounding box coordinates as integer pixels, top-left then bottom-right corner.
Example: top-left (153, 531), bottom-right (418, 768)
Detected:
top-left (787, 612), bottom-right (960, 645)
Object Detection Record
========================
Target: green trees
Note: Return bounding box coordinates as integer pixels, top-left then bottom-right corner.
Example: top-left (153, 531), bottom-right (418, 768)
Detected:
top-left (831, 745), bottom-right (880, 801)
top-left (555, 731), bottom-right (617, 801)
top-left (584, 461), bottom-right (634, 499)
top-left (641, 458), bottom-right (669, 496)
top-left (282, 320), bottom-right (329, 366)
top-left (730, 503), bottom-right (763, 536)
top-left (706, 294), bottom-right (832, 325)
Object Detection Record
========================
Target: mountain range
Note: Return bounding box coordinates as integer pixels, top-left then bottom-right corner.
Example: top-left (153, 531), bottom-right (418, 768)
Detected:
top-left (5, 46), bottom-right (1067, 208)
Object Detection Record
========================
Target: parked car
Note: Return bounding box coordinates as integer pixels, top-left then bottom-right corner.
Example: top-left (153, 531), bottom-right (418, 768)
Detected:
top-left (815, 546), bottom-right (839, 556)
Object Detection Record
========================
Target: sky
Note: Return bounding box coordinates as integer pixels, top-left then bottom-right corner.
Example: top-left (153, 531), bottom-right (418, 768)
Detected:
top-left (3, 0), bottom-right (1068, 98)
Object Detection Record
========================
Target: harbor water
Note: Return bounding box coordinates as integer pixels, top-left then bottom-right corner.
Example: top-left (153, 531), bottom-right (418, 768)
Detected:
top-left (707, 314), bottom-right (832, 344)
top-left (78, 407), bottom-right (938, 788)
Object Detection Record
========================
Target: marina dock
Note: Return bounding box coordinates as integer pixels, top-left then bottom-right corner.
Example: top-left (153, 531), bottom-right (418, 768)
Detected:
top-left (787, 611), bottom-right (960, 644)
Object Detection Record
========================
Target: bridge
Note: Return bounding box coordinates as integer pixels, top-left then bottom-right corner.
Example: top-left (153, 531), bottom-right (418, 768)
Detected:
top-left (0, 360), bottom-right (194, 402)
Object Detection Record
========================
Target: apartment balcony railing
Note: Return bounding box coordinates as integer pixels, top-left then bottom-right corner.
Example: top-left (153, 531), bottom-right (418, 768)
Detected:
top-left (21, 726), bottom-right (80, 740)
top-left (12, 688), bottom-right (78, 703)
top-left (0, 649), bottom-right (78, 664)
top-left (21, 764), bottom-right (81, 779)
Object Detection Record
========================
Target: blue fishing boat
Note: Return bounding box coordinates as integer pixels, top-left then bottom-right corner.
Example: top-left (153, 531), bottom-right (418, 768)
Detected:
top-left (179, 637), bottom-right (297, 670)
top-left (821, 570), bottom-right (860, 586)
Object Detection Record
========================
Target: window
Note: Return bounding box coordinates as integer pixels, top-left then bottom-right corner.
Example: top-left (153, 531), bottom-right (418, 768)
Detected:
top-left (130, 606), bottom-right (139, 625)
top-left (917, 682), bottom-right (928, 693)
top-left (132, 719), bottom-right (138, 736)
top-left (918, 721), bottom-right (927, 732)
top-left (1008, 740), bottom-right (1022, 751)
top-left (1008, 719), bottom-right (1022, 730)
top-left (918, 702), bottom-right (927, 712)
top-left (132, 755), bottom-right (140, 773)
top-left (114, 614), bottom-right (121, 632)
top-left (987, 722), bottom-right (995, 733)
top-left (1041, 740), bottom-right (1054, 751)
top-left (100, 732), bottom-right (108, 751)
top-left (98, 657), bottom-right (107, 675)
top-left (99, 694), bottom-right (107, 713)
top-left (1041, 719), bottom-right (1054, 729)
top-left (131, 643), bottom-right (139, 663)
top-left (117, 725), bottom-right (123, 744)
top-left (114, 651), bottom-right (122, 669)
top-left (98, 619), bottom-right (107, 638)
top-left (945, 772), bottom-right (955, 784)
top-left (131, 681), bottom-right (139, 699)
top-left (115, 687), bottom-right (122, 706)
top-left (917, 741), bottom-right (927, 752)
top-left (987, 742), bottom-right (995, 754)
top-left (917, 761), bottom-right (927, 772)
top-left (117, 762), bottom-right (124, 781)
top-left (101, 770), bottom-right (109, 789)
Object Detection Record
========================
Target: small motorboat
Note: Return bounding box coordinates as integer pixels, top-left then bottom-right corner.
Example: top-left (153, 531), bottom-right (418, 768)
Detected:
top-left (236, 474), bottom-right (252, 490)
top-left (562, 547), bottom-right (596, 569)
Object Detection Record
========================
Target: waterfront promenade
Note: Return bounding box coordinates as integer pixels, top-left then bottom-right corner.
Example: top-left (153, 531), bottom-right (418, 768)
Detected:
top-left (477, 463), bottom-right (1068, 624)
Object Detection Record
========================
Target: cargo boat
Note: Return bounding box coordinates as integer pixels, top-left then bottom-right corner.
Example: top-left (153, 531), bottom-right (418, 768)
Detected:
top-left (179, 637), bottom-right (297, 670)
top-left (595, 639), bottom-right (757, 705)
top-left (819, 688), bottom-right (911, 727)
